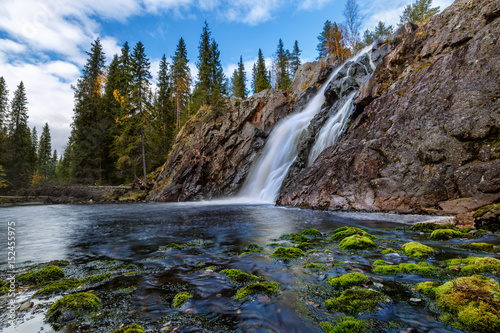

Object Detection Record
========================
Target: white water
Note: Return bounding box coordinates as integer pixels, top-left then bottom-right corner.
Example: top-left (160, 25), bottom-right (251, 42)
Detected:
top-left (308, 92), bottom-right (356, 165)
top-left (239, 46), bottom-right (374, 203)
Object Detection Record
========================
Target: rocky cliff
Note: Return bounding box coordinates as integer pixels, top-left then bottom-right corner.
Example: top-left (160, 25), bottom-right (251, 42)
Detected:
top-left (148, 56), bottom-right (339, 201)
top-left (277, 0), bottom-right (500, 214)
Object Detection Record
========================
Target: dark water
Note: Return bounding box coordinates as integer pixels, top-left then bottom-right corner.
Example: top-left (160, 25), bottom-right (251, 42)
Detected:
top-left (0, 202), bottom-right (498, 333)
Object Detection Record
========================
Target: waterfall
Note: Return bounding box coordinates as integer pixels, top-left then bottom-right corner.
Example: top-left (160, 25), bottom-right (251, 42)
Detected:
top-left (239, 46), bottom-right (374, 203)
top-left (308, 92), bottom-right (356, 165)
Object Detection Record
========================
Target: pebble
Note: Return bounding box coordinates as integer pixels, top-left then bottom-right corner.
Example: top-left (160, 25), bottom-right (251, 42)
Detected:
top-left (17, 301), bottom-right (33, 312)
top-left (409, 298), bottom-right (422, 303)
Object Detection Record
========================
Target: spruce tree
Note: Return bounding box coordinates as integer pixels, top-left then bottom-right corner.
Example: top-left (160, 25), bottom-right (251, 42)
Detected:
top-left (38, 122), bottom-right (52, 177)
top-left (317, 20), bottom-right (333, 59)
top-left (252, 49), bottom-right (271, 94)
top-left (210, 39), bottom-right (227, 104)
top-left (0, 77), bottom-right (8, 130)
top-left (231, 56), bottom-right (247, 98)
top-left (195, 21), bottom-right (213, 106)
top-left (171, 37), bottom-right (191, 128)
top-left (273, 39), bottom-right (291, 90)
top-left (400, 0), bottom-right (439, 25)
top-left (290, 40), bottom-right (302, 79)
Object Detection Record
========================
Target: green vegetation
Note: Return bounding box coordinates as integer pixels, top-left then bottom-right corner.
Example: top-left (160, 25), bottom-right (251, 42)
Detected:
top-left (401, 242), bottom-right (434, 258)
top-left (473, 204), bottom-right (500, 218)
top-left (327, 273), bottom-right (369, 288)
top-left (409, 222), bottom-right (457, 232)
top-left (81, 272), bottom-right (113, 284)
top-left (230, 56), bottom-right (247, 99)
top-left (280, 233), bottom-right (309, 242)
top-left (112, 323), bottom-right (145, 333)
top-left (382, 248), bottom-right (397, 254)
top-left (251, 49), bottom-right (271, 93)
top-left (33, 278), bottom-right (81, 297)
top-left (430, 229), bottom-right (465, 240)
top-left (330, 227), bottom-right (377, 241)
top-left (245, 244), bottom-right (264, 251)
top-left (0, 280), bottom-right (9, 295)
top-left (302, 228), bottom-right (322, 237)
top-left (272, 247), bottom-right (305, 260)
top-left (320, 317), bottom-right (365, 333)
top-left (17, 265), bottom-right (64, 285)
top-left (324, 288), bottom-right (385, 315)
top-left (458, 243), bottom-right (498, 252)
top-left (46, 292), bottom-right (101, 323)
top-left (416, 281), bottom-right (441, 297)
top-left (444, 256), bottom-right (500, 275)
top-left (159, 243), bottom-right (183, 251)
top-left (339, 235), bottom-right (376, 250)
top-left (173, 291), bottom-right (193, 308)
top-left (373, 262), bottom-right (438, 275)
top-left (373, 260), bottom-right (386, 266)
top-left (305, 263), bottom-right (326, 271)
top-left (220, 269), bottom-right (259, 284)
top-left (400, 0), bottom-right (440, 25)
top-left (234, 281), bottom-right (280, 300)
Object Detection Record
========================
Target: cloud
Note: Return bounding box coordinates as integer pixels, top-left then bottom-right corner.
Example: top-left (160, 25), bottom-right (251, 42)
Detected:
top-left (298, 0), bottom-right (335, 10)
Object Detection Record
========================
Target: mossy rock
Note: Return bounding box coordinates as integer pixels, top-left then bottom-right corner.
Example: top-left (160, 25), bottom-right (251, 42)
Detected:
top-left (305, 263), bottom-right (326, 271)
top-left (279, 233), bottom-right (309, 243)
top-left (33, 278), bottom-right (81, 297)
top-left (401, 242), bottom-right (434, 258)
top-left (445, 256), bottom-right (500, 274)
top-left (159, 243), bottom-right (183, 251)
top-left (46, 292), bottom-right (101, 323)
top-left (473, 204), bottom-right (500, 232)
top-left (295, 242), bottom-right (313, 250)
top-left (373, 260), bottom-right (386, 266)
top-left (302, 228), bottom-right (322, 237)
top-left (220, 269), bottom-right (259, 284)
top-left (324, 288), bottom-right (385, 315)
top-left (0, 280), bottom-right (10, 295)
top-left (244, 244), bottom-right (264, 251)
top-left (430, 229), bottom-right (465, 240)
top-left (409, 223), bottom-right (458, 232)
top-left (234, 281), bottom-right (280, 300)
top-left (373, 262), bottom-right (438, 275)
top-left (330, 227), bottom-right (377, 241)
top-left (339, 235), bottom-right (376, 250)
top-left (272, 247), bottom-right (305, 260)
top-left (173, 291), bottom-right (193, 308)
top-left (434, 275), bottom-right (500, 332)
top-left (416, 281), bottom-right (441, 297)
top-left (17, 265), bottom-right (64, 285)
top-left (473, 203), bottom-right (500, 218)
top-left (112, 323), bottom-right (145, 333)
top-left (458, 242), bottom-right (498, 252)
top-left (320, 317), bottom-right (365, 333)
top-left (327, 273), bottom-right (369, 289)
top-left (382, 248), bottom-right (397, 255)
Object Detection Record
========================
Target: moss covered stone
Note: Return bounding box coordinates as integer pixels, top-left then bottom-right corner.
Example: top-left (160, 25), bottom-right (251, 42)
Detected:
top-left (430, 229), bottom-right (465, 240)
top-left (234, 281), bottom-right (280, 300)
top-left (320, 317), bottom-right (365, 333)
top-left (46, 292), bottom-right (100, 323)
top-left (244, 244), bottom-right (264, 251)
top-left (339, 235), bottom-right (376, 250)
top-left (305, 263), bottom-right (326, 270)
top-left (434, 275), bottom-right (500, 332)
top-left (324, 288), bottom-right (385, 315)
top-left (159, 243), bottom-right (183, 251)
top-left (17, 265), bottom-right (64, 285)
top-left (327, 273), bottom-right (369, 289)
top-left (401, 242), bottom-right (434, 258)
top-left (382, 248), bottom-right (397, 255)
top-left (330, 227), bottom-right (377, 241)
top-left (220, 269), bottom-right (259, 284)
top-left (33, 278), bottom-right (81, 297)
top-left (302, 228), bottom-right (322, 237)
top-left (173, 291), bottom-right (193, 308)
top-left (295, 242), bottom-right (313, 250)
top-left (280, 233), bottom-right (309, 243)
top-left (416, 281), bottom-right (441, 297)
top-left (373, 262), bottom-right (438, 275)
top-left (445, 256), bottom-right (500, 274)
top-left (458, 242), bottom-right (498, 252)
top-left (373, 260), bottom-right (386, 266)
top-left (409, 223), bottom-right (458, 232)
top-left (112, 323), bottom-right (145, 333)
top-left (81, 272), bottom-right (112, 284)
top-left (272, 247), bottom-right (305, 260)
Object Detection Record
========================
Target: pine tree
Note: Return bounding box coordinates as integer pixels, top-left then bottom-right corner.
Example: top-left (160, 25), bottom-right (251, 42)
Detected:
top-left (317, 20), bottom-right (333, 59)
top-left (5, 81), bottom-right (33, 186)
top-left (38, 123), bottom-right (52, 170)
top-left (195, 21), bottom-right (213, 106)
top-left (290, 40), bottom-right (302, 79)
top-left (171, 37), bottom-right (191, 128)
top-left (30, 126), bottom-right (38, 171)
top-left (318, 22), bottom-right (351, 61)
top-left (400, 0), bottom-right (439, 25)
top-left (0, 77), bottom-right (8, 130)
top-left (252, 49), bottom-right (271, 94)
top-left (209, 39), bottom-right (227, 104)
top-left (231, 56), bottom-right (247, 98)
top-left (273, 39), bottom-right (291, 90)
top-left (374, 21), bottom-right (394, 38)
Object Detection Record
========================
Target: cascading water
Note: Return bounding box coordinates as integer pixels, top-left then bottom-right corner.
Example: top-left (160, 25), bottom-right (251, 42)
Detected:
top-left (308, 92), bottom-right (356, 165)
top-left (239, 46), bottom-right (374, 203)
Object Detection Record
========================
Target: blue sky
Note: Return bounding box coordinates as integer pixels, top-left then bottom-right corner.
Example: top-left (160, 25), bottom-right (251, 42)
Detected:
top-left (0, 0), bottom-right (453, 153)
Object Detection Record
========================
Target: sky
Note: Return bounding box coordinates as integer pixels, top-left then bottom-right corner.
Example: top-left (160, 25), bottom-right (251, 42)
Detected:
top-left (0, 0), bottom-right (454, 154)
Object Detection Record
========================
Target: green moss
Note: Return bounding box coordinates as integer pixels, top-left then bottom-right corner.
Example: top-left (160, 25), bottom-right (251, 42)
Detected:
top-left (458, 242), bottom-right (497, 252)
top-left (473, 204), bottom-right (500, 218)
top-left (159, 243), bottom-right (183, 251)
top-left (430, 229), bottom-right (465, 240)
top-left (327, 273), bottom-right (369, 288)
top-left (81, 272), bottom-right (113, 285)
top-left (302, 228), bottom-right (322, 237)
top-left (373, 262), bottom-right (438, 275)
top-left (409, 223), bottom-right (458, 232)
top-left (17, 265), bottom-right (64, 285)
top-left (326, 317), bottom-right (365, 333)
top-left (46, 292), bottom-right (100, 323)
top-left (220, 269), bottom-right (259, 284)
top-left (382, 248), bottom-right (397, 254)
top-left (234, 281), bottom-right (280, 300)
top-left (244, 244), bottom-right (264, 251)
top-left (416, 281), bottom-right (441, 297)
top-left (324, 288), bottom-right (385, 315)
top-left (173, 291), bottom-right (193, 308)
top-left (112, 323), bottom-right (145, 333)
top-left (295, 242), bottom-right (313, 250)
top-left (33, 278), bottom-right (81, 297)
top-left (272, 247), bottom-right (305, 260)
top-left (445, 256), bottom-right (500, 274)
top-left (268, 242), bottom-right (281, 247)
top-left (434, 275), bottom-right (500, 332)
top-left (339, 235), bottom-right (376, 250)
top-left (330, 227), bottom-right (378, 241)
top-left (373, 260), bottom-right (386, 266)
top-left (280, 233), bottom-right (309, 243)
top-left (0, 280), bottom-right (10, 295)
top-left (401, 242), bottom-right (434, 258)
top-left (305, 263), bottom-right (326, 270)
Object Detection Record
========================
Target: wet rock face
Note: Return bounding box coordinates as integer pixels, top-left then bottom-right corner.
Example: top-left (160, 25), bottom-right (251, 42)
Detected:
top-left (277, 0), bottom-right (500, 214)
top-left (148, 56), bottom-right (340, 201)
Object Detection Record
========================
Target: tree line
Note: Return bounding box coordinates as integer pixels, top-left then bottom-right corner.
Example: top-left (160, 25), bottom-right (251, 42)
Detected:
top-left (0, 78), bottom-right (57, 189)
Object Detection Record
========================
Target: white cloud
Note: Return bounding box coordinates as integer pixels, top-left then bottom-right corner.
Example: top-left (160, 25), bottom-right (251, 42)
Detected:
top-left (298, 0), bottom-right (335, 10)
